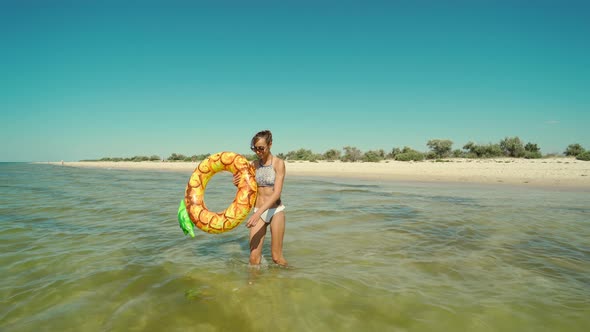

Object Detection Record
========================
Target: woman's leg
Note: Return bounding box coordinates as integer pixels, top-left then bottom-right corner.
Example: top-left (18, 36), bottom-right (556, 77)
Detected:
top-left (249, 219), bottom-right (267, 265)
top-left (270, 212), bottom-right (288, 266)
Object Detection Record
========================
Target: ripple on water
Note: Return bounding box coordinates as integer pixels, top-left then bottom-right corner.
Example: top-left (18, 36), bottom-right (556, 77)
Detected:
top-left (2, 164), bottom-right (590, 331)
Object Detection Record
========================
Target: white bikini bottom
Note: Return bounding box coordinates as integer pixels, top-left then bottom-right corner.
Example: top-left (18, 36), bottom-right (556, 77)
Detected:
top-left (254, 205), bottom-right (285, 224)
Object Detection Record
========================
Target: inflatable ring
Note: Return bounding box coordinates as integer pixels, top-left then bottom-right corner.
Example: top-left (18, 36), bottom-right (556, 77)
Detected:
top-left (178, 151), bottom-right (257, 236)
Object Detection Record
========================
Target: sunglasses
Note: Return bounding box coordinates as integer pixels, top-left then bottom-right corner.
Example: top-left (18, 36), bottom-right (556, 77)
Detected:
top-left (250, 146), bottom-right (267, 152)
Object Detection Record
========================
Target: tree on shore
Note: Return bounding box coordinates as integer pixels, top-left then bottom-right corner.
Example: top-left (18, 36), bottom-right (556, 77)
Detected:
top-left (395, 147), bottom-right (425, 161)
top-left (426, 139), bottom-right (453, 159)
top-left (166, 153), bottom-right (210, 162)
top-left (387, 147), bottom-right (402, 159)
top-left (168, 153), bottom-right (186, 161)
top-left (341, 146), bottom-right (362, 162)
top-left (524, 143), bottom-right (542, 159)
top-left (92, 137), bottom-right (590, 163)
top-left (363, 149), bottom-right (385, 162)
top-left (500, 137), bottom-right (525, 158)
top-left (564, 144), bottom-right (585, 157)
top-left (286, 148), bottom-right (316, 161)
top-left (323, 149), bottom-right (341, 161)
top-left (452, 149), bottom-right (465, 158)
top-left (462, 142), bottom-right (503, 158)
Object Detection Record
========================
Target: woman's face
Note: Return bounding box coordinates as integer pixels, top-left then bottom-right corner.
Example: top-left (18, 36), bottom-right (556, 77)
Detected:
top-left (251, 138), bottom-right (271, 158)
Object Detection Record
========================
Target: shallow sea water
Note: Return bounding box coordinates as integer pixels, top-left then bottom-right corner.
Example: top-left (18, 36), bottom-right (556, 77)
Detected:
top-left (1, 162), bottom-right (589, 331)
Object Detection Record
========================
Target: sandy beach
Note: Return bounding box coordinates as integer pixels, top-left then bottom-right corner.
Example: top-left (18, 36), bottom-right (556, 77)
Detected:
top-left (43, 158), bottom-right (590, 189)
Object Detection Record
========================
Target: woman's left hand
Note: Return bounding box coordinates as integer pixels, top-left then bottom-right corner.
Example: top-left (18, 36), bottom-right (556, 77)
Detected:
top-left (232, 173), bottom-right (240, 187)
top-left (246, 214), bottom-right (260, 228)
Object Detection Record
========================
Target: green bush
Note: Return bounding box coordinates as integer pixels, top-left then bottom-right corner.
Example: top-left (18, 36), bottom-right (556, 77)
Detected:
top-left (101, 157), bottom-right (123, 162)
top-left (131, 155), bottom-right (149, 162)
top-left (323, 149), bottom-right (342, 161)
top-left (524, 142), bottom-right (540, 153)
top-left (395, 151), bottom-right (425, 161)
top-left (400, 146), bottom-right (413, 154)
top-left (286, 148), bottom-right (315, 161)
top-left (363, 150), bottom-right (385, 162)
top-left (168, 153), bottom-right (186, 161)
top-left (427, 139), bottom-right (453, 158)
top-left (452, 149), bottom-right (465, 158)
top-left (524, 151), bottom-right (542, 159)
top-left (500, 137), bottom-right (525, 157)
top-left (341, 146), bottom-right (362, 162)
top-left (576, 151), bottom-right (590, 161)
top-left (425, 151), bottom-right (437, 160)
top-left (565, 144), bottom-right (585, 156)
top-left (387, 147), bottom-right (401, 159)
top-left (463, 142), bottom-right (504, 158)
top-left (182, 154), bottom-right (209, 162)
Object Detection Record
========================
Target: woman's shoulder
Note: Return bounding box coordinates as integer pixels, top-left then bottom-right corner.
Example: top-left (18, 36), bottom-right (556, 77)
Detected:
top-left (272, 156), bottom-right (285, 169)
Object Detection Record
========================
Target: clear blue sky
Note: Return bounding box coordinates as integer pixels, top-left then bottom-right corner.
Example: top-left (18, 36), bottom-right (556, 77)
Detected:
top-left (1, 0), bottom-right (589, 162)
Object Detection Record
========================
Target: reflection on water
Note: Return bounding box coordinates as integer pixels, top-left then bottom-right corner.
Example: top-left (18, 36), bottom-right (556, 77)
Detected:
top-left (1, 163), bottom-right (589, 331)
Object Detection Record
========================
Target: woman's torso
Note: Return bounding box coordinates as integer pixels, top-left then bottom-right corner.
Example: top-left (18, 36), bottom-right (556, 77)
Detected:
top-left (254, 157), bottom-right (281, 208)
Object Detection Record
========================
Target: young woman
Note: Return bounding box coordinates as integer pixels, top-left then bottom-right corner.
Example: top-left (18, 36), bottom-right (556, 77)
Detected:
top-left (235, 130), bottom-right (288, 266)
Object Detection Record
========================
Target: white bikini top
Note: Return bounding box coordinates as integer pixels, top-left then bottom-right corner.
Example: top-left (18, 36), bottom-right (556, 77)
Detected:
top-left (255, 157), bottom-right (275, 187)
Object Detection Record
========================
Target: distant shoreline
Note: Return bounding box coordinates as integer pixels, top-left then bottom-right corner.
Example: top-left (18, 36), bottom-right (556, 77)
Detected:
top-left (37, 157), bottom-right (590, 190)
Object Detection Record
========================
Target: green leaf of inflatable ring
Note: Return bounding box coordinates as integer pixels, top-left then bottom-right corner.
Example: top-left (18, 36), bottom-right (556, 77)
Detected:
top-left (178, 200), bottom-right (195, 238)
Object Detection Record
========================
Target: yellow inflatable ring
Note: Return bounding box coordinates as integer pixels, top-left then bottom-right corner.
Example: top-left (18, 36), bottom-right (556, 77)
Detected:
top-left (184, 151), bottom-right (257, 234)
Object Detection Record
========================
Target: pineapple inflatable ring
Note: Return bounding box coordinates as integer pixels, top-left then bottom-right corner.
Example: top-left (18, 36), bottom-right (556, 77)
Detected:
top-left (177, 152), bottom-right (257, 237)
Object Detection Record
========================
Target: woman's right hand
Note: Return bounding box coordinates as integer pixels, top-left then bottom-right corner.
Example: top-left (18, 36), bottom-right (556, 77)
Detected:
top-left (232, 173), bottom-right (240, 187)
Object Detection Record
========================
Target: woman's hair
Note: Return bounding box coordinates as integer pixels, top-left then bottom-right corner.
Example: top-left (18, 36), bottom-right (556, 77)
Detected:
top-left (251, 130), bottom-right (273, 146)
